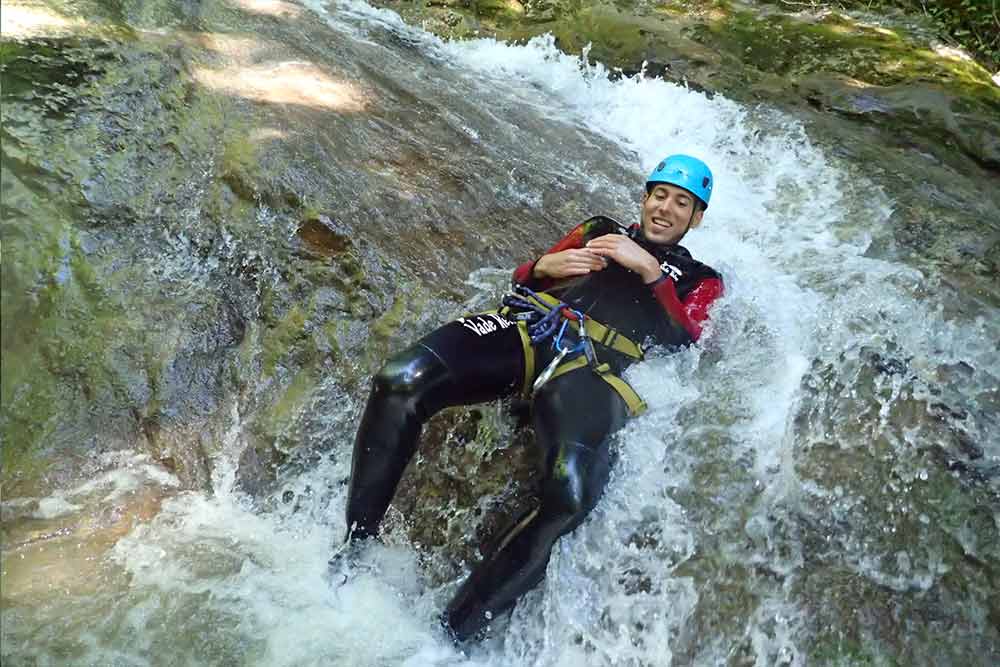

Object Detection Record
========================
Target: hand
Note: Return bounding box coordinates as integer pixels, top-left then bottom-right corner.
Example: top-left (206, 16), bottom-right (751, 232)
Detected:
top-left (586, 234), bottom-right (661, 283)
top-left (533, 248), bottom-right (608, 279)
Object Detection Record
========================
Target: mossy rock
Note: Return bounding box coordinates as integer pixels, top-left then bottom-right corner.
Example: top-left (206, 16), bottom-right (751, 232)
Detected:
top-left (366, 0), bottom-right (999, 174)
top-left (389, 402), bottom-right (538, 583)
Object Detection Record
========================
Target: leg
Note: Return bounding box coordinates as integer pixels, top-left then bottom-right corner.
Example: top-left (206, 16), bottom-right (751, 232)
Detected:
top-left (345, 315), bottom-right (525, 541)
top-left (443, 368), bottom-right (628, 639)
top-left (345, 343), bottom-right (450, 540)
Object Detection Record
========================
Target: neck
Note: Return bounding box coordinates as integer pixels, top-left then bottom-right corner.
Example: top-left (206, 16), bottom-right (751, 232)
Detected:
top-left (631, 225), bottom-right (684, 254)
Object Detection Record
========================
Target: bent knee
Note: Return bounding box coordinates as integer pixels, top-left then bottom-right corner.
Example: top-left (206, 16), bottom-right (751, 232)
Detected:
top-left (540, 442), bottom-right (609, 525)
top-left (373, 345), bottom-right (447, 396)
top-left (538, 481), bottom-right (595, 537)
top-left (541, 471), bottom-right (591, 524)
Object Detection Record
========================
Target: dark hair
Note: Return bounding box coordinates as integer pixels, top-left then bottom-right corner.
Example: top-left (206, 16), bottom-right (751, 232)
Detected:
top-left (646, 182), bottom-right (707, 211)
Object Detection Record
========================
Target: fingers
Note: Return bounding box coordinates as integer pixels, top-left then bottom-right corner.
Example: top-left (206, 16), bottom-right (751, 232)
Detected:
top-left (539, 248), bottom-right (609, 279)
top-left (573, 248), bottom-right (607, 265)
top-left (584, 238), bottom-right (622, 260)
top-left (586, 236), bottom-right (628, 256)
top-left (566, 250), bottom-right (606, 273)
top-left (584, 239), bottom-right (612, 252)
top-left (555, 249), bottom-right (606, 276)
top-left (586, 235), bottom-right (656, 275)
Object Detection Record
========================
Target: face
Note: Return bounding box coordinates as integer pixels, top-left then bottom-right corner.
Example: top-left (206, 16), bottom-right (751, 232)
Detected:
top-left (640, 183), bottom-right (704, 245)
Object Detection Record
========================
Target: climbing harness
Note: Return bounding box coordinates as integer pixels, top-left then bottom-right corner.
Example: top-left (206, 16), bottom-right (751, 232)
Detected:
top-left (531, 307), bottom-right (588, 394)
top-left (498, 286), bottom-right (648, 416)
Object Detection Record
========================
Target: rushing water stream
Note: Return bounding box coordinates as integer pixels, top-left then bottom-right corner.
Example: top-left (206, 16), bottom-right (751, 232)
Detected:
top-left (2, 1), bottom-right (998, 665)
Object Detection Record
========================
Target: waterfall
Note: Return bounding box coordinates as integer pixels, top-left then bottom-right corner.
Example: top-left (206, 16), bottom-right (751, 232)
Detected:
top-left (3, 1), bottom-right (996, 665)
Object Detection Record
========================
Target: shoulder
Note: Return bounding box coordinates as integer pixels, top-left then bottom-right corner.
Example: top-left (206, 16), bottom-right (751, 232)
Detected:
top-left (660, 245), bottom-right (723, 285)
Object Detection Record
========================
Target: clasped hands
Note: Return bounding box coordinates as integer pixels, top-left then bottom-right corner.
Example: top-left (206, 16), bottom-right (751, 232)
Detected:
top-left (533, 234), bottom-right (662, 284)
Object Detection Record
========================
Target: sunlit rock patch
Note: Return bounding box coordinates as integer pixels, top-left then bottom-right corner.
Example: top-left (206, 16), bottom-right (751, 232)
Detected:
top-left (249, 126), bottom-right (288, 141)
top-left (1, 454), bottom-right (179, 603)
top-left (193, 60), bottom-right (369, 111)
top-left (0, 2), bottom-right (90, 39)
top-left (182, 30), bottom-right (275, 59)
top-left (180, 28), bottom-right (372, 111)
top-left (228, 0), bottom-right (303, 19)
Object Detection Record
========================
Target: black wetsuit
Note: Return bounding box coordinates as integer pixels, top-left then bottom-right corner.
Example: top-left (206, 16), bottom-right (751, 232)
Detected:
top-left (345, 219), bottom-right (720, 640)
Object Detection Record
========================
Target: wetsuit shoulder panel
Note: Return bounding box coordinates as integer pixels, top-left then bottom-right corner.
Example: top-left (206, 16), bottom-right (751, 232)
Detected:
top-left (649, 275), bottom-right (723, 341)
top-left (648, 244), bottom-right (724, 341)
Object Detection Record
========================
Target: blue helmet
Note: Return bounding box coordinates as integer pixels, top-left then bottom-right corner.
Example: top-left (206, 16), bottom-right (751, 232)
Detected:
top-left (646, 154), bottom-right (713, 208)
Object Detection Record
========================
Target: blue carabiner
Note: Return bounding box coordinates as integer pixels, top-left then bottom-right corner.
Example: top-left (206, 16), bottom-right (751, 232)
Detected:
top-left (553, 314), bottom-right (585, 357)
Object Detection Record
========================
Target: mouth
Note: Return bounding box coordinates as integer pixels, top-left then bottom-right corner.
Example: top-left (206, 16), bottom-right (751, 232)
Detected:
top-left (650, 217), bottom-right (673, 230)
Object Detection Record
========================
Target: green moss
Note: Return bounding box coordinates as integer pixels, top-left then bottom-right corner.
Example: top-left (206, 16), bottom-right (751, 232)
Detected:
top-left (468, 0), bottom-right (525, 21)
top-left (0, 37), bottom-right (112, 106)
top-left (256, 369), bottom-right (318, 453)
top-left (808, 630), bottom-right (899, 666)
top-left (551, 6), bottom-right (655, 66)
top-left (300, 201), bottom-right (324, 226)
top-left (691, 7), bottom-right (998, 90)
top-left (321, 319), bottom-right (343, 360)
top-left (220, 129), bottom-right (259, 199)
top-left (0, 216), bottom-right (138, 487)
top-left (369, 294), bottom-right (409, 342)
top-left (655, 0), bottom-right (730, 16)
top-left (372, 283), bottom-right (429, 335)
top-left (756, 0), bottom-right (999, 70)
top-left (260, 304), bottom-right (309, 376)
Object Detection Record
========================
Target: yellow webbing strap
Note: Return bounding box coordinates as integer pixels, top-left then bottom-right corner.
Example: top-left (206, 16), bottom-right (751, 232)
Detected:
top-left (547, 357), bottom-right (647, 417)
top-left (594, 363), bottom-right (647, 416)
top-left (547, 354), bottom-right (589, 382)
top-left (485, 307), bottom-right (535, 398)
top-left (525, 292), bottom-right (644, 360)
top-left (515, 321), bottom-right (535, 398)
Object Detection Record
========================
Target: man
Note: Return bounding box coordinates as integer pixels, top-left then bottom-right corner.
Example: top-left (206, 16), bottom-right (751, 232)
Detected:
top-left (342, 154), bottom-right (723, 639)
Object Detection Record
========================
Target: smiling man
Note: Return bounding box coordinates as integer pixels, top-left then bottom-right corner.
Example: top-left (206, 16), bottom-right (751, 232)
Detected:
top-left (340, 154), bottom-right (724, 640)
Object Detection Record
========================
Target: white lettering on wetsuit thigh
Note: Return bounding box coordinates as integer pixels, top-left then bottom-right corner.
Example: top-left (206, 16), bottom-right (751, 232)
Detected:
top-left (458, 313), bottom-right (514, 337)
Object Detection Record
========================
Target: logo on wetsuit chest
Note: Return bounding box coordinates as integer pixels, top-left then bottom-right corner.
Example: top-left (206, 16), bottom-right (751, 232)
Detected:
top-left (660, 261), bottom-right (683, 281)
top-left (459, 313), bottom-right (514, 336)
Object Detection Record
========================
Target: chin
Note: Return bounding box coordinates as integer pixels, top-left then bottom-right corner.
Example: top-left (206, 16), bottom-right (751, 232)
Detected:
top-left (643, 227), bottom-right (678, 245)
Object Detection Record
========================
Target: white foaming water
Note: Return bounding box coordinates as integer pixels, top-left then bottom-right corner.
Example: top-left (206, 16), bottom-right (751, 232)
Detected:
top-left (102, 397), bottom-right (472, 666)
top-left (109, 474), bottom-right (450, 665)
top-left (17, 3), bottom-right (990, 666)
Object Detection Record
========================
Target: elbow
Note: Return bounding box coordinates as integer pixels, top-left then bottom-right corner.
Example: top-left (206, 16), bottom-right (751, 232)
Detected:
top-left (686, 321), bottom-right (704, 342)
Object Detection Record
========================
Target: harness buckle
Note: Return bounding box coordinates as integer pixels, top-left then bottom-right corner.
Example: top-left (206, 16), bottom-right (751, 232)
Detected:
top-left (577, 315), bottom-right (598, 365)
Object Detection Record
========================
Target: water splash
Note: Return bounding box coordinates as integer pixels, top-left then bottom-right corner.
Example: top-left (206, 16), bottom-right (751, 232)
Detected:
top-left (5, 1), bottom-right (997, 665)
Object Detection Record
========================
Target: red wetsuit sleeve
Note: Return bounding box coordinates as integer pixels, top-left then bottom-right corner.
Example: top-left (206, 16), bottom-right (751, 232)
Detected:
top-left (650, 276), bottom-right (724, 341)
top-left (511, 222), bottom-right (588, 290)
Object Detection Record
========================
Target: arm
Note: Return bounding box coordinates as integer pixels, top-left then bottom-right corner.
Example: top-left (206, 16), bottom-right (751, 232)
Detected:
top-left (512, 222), bottom-right (606, 290)
top-left (582, 233), bottom-right (722, 340)
top-left (649, 276), bottom-right (724, 341)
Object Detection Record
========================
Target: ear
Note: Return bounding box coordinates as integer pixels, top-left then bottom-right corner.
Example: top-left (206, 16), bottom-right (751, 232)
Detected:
top-left (689, 208), bottom-right (705, 229)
